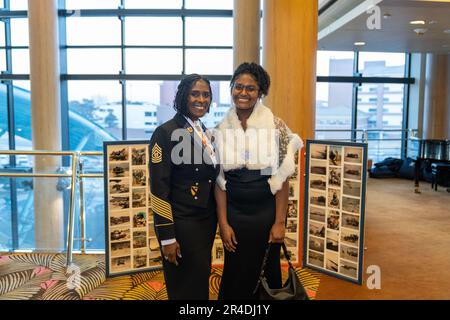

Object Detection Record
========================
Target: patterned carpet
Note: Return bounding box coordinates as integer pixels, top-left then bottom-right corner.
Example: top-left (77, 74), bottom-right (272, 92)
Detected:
top-left (0, 253), bottom-right (320, 300)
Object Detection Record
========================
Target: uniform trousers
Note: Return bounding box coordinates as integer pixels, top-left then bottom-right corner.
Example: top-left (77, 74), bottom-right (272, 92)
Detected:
top-left (161, 213), bottom-right (217, 300)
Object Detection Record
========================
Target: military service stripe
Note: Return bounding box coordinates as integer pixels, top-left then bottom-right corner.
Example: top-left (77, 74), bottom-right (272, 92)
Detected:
top-left (155, 222), bottom-right (174, 227)
top-left (151, 197), bottom-right (172, 217)
top-left (152, 202), bottom-right (172, 221)
top-left (151, 193), bottom-right (173, 222)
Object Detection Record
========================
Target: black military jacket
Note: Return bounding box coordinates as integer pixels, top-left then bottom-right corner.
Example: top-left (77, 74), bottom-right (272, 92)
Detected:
top-left (149, 113), bottom-right (219, 241)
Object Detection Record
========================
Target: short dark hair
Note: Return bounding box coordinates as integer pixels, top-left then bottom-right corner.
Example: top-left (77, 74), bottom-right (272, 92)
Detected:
top-left (173, 74), bottom-right (212, 116)
top-left (230, 62), bottom-right (271, 97)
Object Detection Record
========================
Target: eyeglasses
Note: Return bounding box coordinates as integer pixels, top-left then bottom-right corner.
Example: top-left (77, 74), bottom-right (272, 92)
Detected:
top-left (232, 83), bottom-right (259, 94)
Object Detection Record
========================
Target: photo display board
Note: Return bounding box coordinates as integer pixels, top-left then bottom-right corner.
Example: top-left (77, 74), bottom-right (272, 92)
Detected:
top-left (303, 140), bottom-right (367, 284)
top-left (104, 141), bottom-right (162, 277)
top-left (211, 151), bottom-right (302, 265)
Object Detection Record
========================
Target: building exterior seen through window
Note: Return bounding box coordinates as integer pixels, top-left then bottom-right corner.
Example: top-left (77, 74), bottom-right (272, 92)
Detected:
top-left (0, 1), bottom-right (414, 252)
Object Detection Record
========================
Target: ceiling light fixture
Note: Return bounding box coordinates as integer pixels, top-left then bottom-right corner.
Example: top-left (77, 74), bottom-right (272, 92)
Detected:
top-left (444, 29), bottom-right (450, 34)
top-left (413, 28), bottom-right (428, 35)
top-left (354, 42), bottom-right (366, 46)
top-left (410, 20), bottom-right (426, 25)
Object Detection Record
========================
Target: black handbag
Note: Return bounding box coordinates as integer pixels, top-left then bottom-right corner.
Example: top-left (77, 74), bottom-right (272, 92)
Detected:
top-left (253, 242), bottom-right (309, 300)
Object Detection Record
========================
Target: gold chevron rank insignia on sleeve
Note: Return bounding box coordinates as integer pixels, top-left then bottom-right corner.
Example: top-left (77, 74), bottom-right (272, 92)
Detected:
top-left (151, 143), bottom-right (162, 164)
top-left (187, 127), bottom-right (193, 133)
top-left (150, 192), bottom-right (173, 222)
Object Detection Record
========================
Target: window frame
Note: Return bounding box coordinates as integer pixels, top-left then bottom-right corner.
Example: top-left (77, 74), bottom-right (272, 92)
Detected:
top-left (316, 51), bottom-right (414, 159)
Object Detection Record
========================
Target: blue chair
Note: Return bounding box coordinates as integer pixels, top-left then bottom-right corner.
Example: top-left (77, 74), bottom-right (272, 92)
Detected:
top-left (431, 163), bottom-right (450, 191)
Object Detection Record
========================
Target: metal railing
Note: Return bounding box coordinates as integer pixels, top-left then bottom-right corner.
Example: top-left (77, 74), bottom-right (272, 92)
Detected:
top-left (0, 150), bottom-right (103, 266)
top-left (0, 130), bottom-right (419, 264)
top-left (314, 128), bottom-right (418, 142)
top-left (314, 128), bottom-right (419, 161)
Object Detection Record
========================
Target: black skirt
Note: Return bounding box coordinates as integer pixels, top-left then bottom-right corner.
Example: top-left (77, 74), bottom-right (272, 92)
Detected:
top-left (218, 168), bottom-right (282, 300)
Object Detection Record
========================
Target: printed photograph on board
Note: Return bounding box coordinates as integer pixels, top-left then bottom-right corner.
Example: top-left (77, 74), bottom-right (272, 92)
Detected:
top-left (149, 237), bottom-right (159, 251)
top-left (131, 146), bottom-right (147, 166)
top-left (132, 188), bottom-right (146, 208)
top-left (342, 196), bottom-right (360, 214)
top-left (288, 180), bottom-right (299, 200)
top-left (309, 236), bottom-right (325, 253)
top-left (340, 244), bottom-right (358, 262)
top-left (340, 260), bottom-right (358, 278)
top-left (344, 164), bottom-right (362, 180)
top-left (328, 188), bottom-right (341, 209)
top-left (281, 247), bottom-right (298, 262)
top-left (133, 249), bottom-right (148, 269)
top-left (148, 221), bottom-right (156, 238)
top-left (110, 256), bottom-right (131, 273)
top-left (309, 221), bottom-right (325, 238)
top-left (109, 178), bottom-right (130, 194)
top-left (310, 159), bottom-right (327, 176)
top-left (328, 146), bottom-right (342, 166)
top-left (327, 210), bottom-right (340, 230)
top-left (342, 213), bottom-right (360, 230)
top-left (109, 195), bottom-right (130, 210)
top-left (148, 244), bottom-right (162, 266)
top-left (326, 230), bottom-right (339, 252)
top-left (328, 167), bottom-right (341, 187)
top-left (213, 240), bottom-right (224, 263)
top-left (109, 211), bottom-right (130, 228)
top-left (341, 228), bottom-right (360, 247)
top-left (109, 147), bottom-right (129, 162)
top-left (326, 251), bottom-right (339, 272)
top-left (287, 200), bottom-right (298, 218)
top-left (110, 241), bottom-right (131, 258)
top-left (133, 210), bottom-right (147, 228)
top-left (343, 180), bottom-right (361, 197)
top-left (110, 228), bottom-right (131, 242)
top-left (310, 190), bottom-right (326, 207)
top-left (109, 163), bottom-right (130, 178)
top-left (133, 231), bottom-right (147, 249)
top-left (344, 147), bottom-right (363, 164)
top-left (310, 206), bottom-right (326, 223)
top-left (310, 174), bottom-right (327, 191)
top-left (308, 250), bottom-right (324, 268)
top-left (285, 233), bottom-right (297, 247)
top-left (286, 218), bottom-right (298, 233)
top-left (310, 144), bottom-right (327, 160)
top-left (132, 168), bottom-right (147, 187)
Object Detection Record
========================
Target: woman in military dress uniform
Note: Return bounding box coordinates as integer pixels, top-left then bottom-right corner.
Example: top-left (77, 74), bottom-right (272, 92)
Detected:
top-left (149, 74), bottom-right (218, 300)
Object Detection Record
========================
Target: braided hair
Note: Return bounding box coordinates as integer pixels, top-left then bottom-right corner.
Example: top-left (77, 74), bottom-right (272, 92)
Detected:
top-left (230, 62), bottom-right (271, 97)
top-left (173, 74), bottom-right (212, 116)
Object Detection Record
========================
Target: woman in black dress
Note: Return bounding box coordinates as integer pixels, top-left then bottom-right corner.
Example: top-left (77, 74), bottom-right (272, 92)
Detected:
top-left (214, 63), bottom-right (303, 299)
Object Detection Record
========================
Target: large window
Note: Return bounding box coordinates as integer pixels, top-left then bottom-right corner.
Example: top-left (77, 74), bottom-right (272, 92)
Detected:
top-left (0, 2), bottom-right (33, 251)
top-left (63, 1), bottom-right (233, 151)
top-left (316, 51), bottom-right (412, 163)
top-left (0, 0), bottom-right (234, 252)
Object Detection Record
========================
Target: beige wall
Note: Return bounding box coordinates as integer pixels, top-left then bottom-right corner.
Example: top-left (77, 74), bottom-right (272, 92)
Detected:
top-left (262, 0), bottom-right (318, 140)
top-left (423, 53), bottom-right (450, 140)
